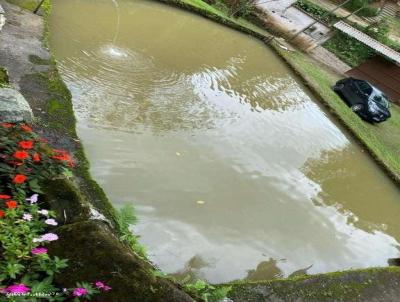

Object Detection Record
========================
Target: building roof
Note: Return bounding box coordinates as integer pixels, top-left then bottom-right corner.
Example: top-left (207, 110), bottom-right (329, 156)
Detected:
top-left (333, 21), bottom-right (400, 65)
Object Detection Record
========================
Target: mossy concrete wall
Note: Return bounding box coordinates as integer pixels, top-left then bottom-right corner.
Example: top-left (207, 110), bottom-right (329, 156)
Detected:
top-left (227, 268), bottom-right (400, 302)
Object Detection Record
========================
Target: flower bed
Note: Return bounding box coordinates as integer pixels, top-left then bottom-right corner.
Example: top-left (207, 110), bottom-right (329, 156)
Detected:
top-left (0, 122), bottom-right (111, 301)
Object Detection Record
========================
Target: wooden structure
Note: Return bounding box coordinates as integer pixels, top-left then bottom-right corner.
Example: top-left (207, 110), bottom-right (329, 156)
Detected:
top-left (346, 56), bottom-right (400, 105)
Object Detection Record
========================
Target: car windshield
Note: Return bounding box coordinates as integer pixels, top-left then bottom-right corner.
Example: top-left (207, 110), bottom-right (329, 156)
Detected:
top-left (357, 80), bottom-right (373, 96)
top-left (370, 89), bottom-right (390, 109)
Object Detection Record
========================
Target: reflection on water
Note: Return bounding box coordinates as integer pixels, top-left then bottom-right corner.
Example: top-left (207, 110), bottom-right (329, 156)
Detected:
top-left (50, 0), bottom-right (400, 283)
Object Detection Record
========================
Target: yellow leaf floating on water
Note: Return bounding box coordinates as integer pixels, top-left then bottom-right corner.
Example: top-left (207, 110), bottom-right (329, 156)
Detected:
top-left (196, 200), bottom-right (205, 205)
top-left (176, 152), bottom-right (181, 156)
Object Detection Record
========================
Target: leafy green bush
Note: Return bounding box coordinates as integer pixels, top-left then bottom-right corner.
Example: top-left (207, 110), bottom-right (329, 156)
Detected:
top-left (295, 0), bottom-right (339, 24)
top-left (220, 0), bottom-right (256, 18)
top-left (323, 31), bottom-right (374, 67)
top-left (116, 204), bottom-right (147, 259)
top-left (184, 279), bottom-right (231, 302)
top-left (344, 0), bottom-right (379, 17)
top-left (323, 20), bottom-right (400, 67)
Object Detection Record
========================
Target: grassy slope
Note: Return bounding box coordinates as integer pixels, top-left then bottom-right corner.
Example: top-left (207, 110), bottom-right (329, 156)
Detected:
top-left (167, 0), bottom-right (269, 36)
top-left (273, 46), bottom-right (400, 182)
top-left (173, 0), bottom-right (400, 183)
top-left (5, 0), bottom-right (40, 11)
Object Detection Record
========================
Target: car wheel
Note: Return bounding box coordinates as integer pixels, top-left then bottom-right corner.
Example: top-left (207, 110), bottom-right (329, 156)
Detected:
top-left (351, 104), bottom-right (363, 112)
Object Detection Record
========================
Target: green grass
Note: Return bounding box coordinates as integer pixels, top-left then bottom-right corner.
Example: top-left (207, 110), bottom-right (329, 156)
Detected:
top-left (388, 16), bottom-right (400, 37)
top-left (169, 0), bottom-right (270, 36)
top-left (273, 45), bottom-right (400, 181)
top-left (6, 0), bottom-right (41, 11)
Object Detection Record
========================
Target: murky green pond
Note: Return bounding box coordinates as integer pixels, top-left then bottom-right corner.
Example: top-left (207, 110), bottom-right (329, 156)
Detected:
top-left (50, 0), bottom-right (400, 283)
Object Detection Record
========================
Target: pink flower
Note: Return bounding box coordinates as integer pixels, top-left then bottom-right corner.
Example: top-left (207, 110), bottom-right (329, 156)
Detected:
top-left (5, 284), bottom-right (30, 294)
top-left (33, 233), bottom-right (58, 242)
top-left (95, 281), bottom-right (111, 291)
top-left (73, 288), bottom-right (88, 297)
top-left (95, 281), bottom-right (105, 288)
top-left (31, 247), bottom-right (48, 255)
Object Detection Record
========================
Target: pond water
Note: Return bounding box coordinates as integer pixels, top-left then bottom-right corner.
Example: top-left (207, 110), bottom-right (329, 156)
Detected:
top-left (50, 0), bottom-right (400, 283)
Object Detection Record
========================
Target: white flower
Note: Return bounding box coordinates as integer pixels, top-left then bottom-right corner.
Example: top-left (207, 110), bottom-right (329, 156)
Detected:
top-left (26, 194), bottom-right (39, 204)
top-left (22, 213), bottom-right (32, 221)
top-left (45, 218), bottom-right (58, 226)
top-left (38, 209), bottom-right (49, 216)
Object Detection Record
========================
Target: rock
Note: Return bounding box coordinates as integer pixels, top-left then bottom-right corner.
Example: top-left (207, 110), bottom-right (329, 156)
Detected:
top-left (0, 88), bottom-right (33, 123)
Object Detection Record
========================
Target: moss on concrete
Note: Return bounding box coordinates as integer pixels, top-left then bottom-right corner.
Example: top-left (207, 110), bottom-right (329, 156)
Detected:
top-left (41, 178), bottom-right (92, 225)
top-left (5, 0), bottom-right (40, 11)
top-left (48, 220), bottom-right (195, 302)
top-left (227, 267), bottom-right (400, 301)
top-left (29, 54), bottom-right (50, 65)
top-left (0, 66), bottom-right (8, 87)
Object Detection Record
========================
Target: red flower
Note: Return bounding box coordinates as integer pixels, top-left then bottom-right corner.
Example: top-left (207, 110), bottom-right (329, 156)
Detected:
top-left (0, 195), bottom-right (11, 199)
top-left (12, 174), bottom-right (27, 184)
top-left (18, 141), bottom-right (34, 149)
top-left (1, 123), bottom-right (13, 128)
top-left (32, 153), bottom-right (41, 162)
top-left (20, 124), bottom-right (32, 132)
top-left (52, 153), bottom-right (71, 161)
top-left (6, 200), bottom-right (17, 209)
top-left (0, 210), bottom-right (4, 218)
top-left (52, 150), bottom-right (74, 166)
top-left (13, 150), bottom-right (29, 160)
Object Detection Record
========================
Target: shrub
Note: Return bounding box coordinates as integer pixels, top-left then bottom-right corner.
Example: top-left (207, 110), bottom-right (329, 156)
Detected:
top-left (184, 279), bottom-right (231, 302)
top-left (221, 0), bottom-right (256, 18)
top-left (295, 0), bottom-right (339, 24)
top-left (323, 19), bottom-right (400, 67)
top-left (344, 0), bottom-right (379, 17)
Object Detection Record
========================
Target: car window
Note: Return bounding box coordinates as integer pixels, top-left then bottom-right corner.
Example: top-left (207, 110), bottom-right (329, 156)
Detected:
top-left (373, 94), bottom-right (389, 109)
top-left (356, 80), bottom-right (373, 96)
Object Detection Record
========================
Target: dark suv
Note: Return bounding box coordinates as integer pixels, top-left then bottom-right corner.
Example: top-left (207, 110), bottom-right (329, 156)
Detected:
top-left (333, 78), bottom-right (391, 123)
